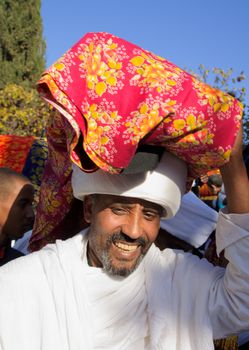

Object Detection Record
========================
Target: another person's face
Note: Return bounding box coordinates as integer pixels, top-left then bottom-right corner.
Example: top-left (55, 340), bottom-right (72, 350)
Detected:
top-left (200, 174), bottom-right (209, 183)
top-left (210, 184), bottom-right (222, 195)
top-left (0, 179), bottom-right (35, 243)
top-left (84, 194), bottom-right (163, 277)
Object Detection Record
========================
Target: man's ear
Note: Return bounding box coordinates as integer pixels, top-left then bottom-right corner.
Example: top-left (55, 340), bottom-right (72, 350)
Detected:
top-left (83, 195), bottom-right (93, 223)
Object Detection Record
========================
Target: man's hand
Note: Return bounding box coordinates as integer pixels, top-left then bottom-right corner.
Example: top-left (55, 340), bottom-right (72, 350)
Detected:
top-left (220, 127), bottom-right (249, 214)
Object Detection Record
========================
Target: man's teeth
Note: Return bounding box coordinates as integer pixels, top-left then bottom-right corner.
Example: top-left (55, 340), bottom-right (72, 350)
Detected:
top-left (114, 242), bottom-right (138, 252)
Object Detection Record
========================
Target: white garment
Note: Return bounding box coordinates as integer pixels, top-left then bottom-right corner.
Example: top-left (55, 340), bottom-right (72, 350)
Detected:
top-left (0, 211), bottom-right (249, 350)
top-left (160, 191), bottom-right (218, 248)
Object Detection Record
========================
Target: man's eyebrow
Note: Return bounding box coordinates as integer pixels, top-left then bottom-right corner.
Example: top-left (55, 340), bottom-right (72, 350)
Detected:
top-left (143, 207), bottom-right (160, 212)
top-left (110, 202), bottom-right (161, 212)
top-left (109, 202), bottom-right (134, 207)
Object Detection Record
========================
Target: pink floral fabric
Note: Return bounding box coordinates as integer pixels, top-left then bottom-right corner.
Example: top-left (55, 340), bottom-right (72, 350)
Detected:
top-left (30, 32), bottom-right (243, 251)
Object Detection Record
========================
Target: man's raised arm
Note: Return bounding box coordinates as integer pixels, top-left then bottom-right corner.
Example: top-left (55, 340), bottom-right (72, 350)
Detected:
top-left (220, 127), bottom-right (249, 214)
top-left (209, 126), bottom-right (249, 339)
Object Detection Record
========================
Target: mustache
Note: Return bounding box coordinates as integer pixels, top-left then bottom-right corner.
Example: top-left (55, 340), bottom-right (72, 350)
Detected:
top-left (110, 231), bottom-right (147, 248)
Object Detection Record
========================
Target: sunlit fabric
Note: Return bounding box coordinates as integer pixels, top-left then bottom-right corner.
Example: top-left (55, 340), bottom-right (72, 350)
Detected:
top-left (30, 32), bottom-right (243, 251)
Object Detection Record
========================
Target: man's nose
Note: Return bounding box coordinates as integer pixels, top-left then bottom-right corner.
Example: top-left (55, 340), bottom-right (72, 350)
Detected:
top-left (122, 211), bottom-right (143, 239)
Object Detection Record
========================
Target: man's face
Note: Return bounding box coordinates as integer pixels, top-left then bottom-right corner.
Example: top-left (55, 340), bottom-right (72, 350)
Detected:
top-left (84, 194), bottom-right (162, 277)
top-left (0, 180), bottom-right (35, 244)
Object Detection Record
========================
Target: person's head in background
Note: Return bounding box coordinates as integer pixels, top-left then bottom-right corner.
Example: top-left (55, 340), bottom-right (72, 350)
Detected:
top-left (0, 168), bottom-right (35, 248)
top-left (207, 174), bottom-right (223, 196)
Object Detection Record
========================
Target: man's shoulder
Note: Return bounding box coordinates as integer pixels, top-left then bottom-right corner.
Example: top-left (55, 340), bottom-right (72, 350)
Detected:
top-left (0, 232), bottom-right (85, 275)
top-left (0, 232), bottom-right (86, 294)
top-left (0, 245), bottom-right (53, 279)
top-left (0, 247), bottom-right (24, 267)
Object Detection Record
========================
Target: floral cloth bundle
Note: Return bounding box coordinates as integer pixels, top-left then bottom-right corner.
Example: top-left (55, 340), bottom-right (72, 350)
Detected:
top-left (30, 32), bottom-right (243, 251)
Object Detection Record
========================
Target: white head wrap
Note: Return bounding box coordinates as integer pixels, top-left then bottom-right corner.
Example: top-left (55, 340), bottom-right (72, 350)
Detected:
top-left (71, 152), bottom-right (187, 218)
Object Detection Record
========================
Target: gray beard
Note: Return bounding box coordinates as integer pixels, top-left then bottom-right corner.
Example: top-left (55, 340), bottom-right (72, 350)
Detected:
top-left (101, 250), bottom-right (144, 277)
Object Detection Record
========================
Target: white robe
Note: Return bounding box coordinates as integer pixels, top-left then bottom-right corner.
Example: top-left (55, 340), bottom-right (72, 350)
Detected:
top-left (0, 211), bottom-right (249, 350)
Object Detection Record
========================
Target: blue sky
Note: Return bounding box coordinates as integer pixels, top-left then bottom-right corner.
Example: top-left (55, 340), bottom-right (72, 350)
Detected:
top-left (41, 0), bottom-right (249, 104)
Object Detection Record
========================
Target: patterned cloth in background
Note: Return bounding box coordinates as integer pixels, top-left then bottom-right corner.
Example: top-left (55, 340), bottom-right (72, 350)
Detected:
top-left (30, 32), bottom-right (243, 251)
top-left (0, 135), bottom-right (35, 172)
top-left (0, 135), bottom-right (47, 210)
top-left (22, 138), bottom-right (48, 207)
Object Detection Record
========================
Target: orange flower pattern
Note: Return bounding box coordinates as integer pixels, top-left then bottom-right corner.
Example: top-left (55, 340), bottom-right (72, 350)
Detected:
top-left (30, 32), bottom-right (243, 251)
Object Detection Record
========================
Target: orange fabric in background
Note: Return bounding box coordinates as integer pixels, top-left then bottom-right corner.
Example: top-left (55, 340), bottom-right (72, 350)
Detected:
top-left (199, 183), bottom-right (217, 201)
top-left (207, 169), bottom-right (221, 176)
top-left (0, 135), bottom-right (35, 173)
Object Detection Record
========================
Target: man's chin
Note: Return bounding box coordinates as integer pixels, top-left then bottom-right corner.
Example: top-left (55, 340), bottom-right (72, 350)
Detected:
top-left (103, 256), bottom-right (144, 277)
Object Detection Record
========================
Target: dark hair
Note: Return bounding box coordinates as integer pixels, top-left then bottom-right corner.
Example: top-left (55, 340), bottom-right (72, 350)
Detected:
top-left (208, 174), bottom-right (222, 187)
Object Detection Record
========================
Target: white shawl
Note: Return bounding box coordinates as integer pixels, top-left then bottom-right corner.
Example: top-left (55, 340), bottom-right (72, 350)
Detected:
top-left (0, 211), bottom-right (249, 349)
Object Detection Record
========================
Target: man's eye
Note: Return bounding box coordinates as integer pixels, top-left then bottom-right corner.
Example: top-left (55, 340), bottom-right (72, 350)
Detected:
top-left (143, 211), bottom-right (158, 220)
top-left (111, 207), bottom-right (127, 215)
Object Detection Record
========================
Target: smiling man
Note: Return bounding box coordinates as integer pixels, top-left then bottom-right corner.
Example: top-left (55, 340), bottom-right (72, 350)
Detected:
top-left (85, 195), bottom-right (162, 275)
top-left (84, 193), bottom-right (164, 277)
top-left (0, 137), bottom-right (249, 349)
top-left (70, 150), bottom-right (186, 280)
top-left (0, 31), bottom-right (249, 349)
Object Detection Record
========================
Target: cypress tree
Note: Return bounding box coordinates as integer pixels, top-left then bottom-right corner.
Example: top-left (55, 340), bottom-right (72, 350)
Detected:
top-left (0, 0), bottom-right (46, 88)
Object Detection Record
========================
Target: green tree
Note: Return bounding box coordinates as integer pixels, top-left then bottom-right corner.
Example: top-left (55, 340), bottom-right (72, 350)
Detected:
top-left (0, 83), bottom-right (50, 137)
top-left (189, 65), bottom-right (249, 144)
top-left (0, 0), bottom-right (46, 88)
